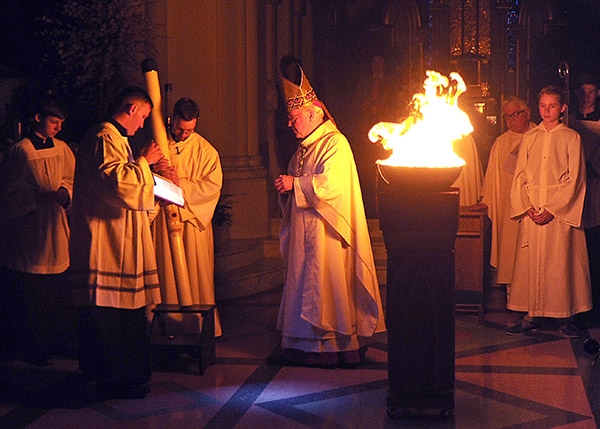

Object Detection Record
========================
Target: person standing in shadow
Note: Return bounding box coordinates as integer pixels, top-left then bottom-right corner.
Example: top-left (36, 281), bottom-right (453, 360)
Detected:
top-left (0, 94), bottom-right (75, 366)
top-left (569, 74), bottom-right (600, 326)
top-left (70, 86), bottom-right (165, 400)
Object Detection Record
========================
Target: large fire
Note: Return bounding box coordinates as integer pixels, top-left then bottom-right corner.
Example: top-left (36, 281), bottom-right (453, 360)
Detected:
top-left (368, 70), bottom-right (472, 168)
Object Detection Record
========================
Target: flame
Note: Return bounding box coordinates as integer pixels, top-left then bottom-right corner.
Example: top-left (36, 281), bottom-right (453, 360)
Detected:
top-left (368, 70), bottom-right (472, 168)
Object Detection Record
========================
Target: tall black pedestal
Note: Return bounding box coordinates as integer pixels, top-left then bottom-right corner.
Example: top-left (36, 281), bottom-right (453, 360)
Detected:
top-left (378, 178), bottom-right (459, 419)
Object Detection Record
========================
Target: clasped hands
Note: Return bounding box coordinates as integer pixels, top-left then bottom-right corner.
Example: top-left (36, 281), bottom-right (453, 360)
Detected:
top-left (37, 187), bottom-right (70, 208)
top-left (527, 207), bottom-right (554, 225)
top-left (274, 175), bottom-right (293, 194)
top-left (142, 142), bottom-right (180, 186)
top-left (154, 158), bottom-right (179, 186)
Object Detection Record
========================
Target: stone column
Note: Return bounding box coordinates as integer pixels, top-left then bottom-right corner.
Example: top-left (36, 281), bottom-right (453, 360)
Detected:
top-left (146, 0), bottom-right (269, 239)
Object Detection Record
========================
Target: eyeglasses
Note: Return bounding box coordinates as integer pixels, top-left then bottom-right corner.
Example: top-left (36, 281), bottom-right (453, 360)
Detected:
top-left (503, 110), bottom-right (526, 120)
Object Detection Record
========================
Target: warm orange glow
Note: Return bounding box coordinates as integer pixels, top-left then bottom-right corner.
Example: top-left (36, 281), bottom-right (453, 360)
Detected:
top-left (368, 70), bottom-right (473, 168)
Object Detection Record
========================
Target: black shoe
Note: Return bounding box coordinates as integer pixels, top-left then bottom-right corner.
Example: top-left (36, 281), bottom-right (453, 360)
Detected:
top-left (266, 353), bottom-right (299, 367)
top-left (559, 323), bottom-right (581, 338)
top-left (506, 319), bottom-right (541, 335)
top-left (98, 384), bottom-right (150, 400)
top-left (266, 353), bottom-right (336, 369)
top-left (115, 384), bottom-right (150, 399)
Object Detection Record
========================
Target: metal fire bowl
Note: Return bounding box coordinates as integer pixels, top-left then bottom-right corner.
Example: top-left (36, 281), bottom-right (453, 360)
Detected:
top-left (377, 164), bottom-right (463, 191)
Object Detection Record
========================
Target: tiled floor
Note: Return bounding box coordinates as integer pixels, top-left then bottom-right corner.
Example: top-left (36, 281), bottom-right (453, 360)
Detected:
top-left (1, 285), bottom-right (599, 428)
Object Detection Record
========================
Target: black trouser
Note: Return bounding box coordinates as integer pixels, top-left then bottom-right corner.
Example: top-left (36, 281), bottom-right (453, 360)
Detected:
top-left (78, 305), bottom-right (151, 390)
top-left (0, 267), bottom-right (73, 361)
top-left (586, 225), bottom-right (600, 321)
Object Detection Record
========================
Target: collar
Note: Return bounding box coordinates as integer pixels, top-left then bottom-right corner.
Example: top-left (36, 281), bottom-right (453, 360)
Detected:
top-left (108, 117), bottom-right (128, 137)
top-left (169, 131), bottom-right (196, 155)
top-left (576, 109), bottom-right (600, 121)
top-left (29, 133), bottom-right (54, 150)
top-left (538, 121), bottom-right (564, 132)
top-left (299, 120), bottom-right (328, 149)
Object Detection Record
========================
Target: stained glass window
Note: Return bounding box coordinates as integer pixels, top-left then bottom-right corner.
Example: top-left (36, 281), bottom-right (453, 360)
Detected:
top-left (450, 0), bottom-right (491, 57)
top-left (507, 0), bottom-right (520, 71)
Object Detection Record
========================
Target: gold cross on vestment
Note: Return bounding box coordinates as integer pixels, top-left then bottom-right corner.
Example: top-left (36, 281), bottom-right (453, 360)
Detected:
top-left (296, 145), bottom-right (308, 176)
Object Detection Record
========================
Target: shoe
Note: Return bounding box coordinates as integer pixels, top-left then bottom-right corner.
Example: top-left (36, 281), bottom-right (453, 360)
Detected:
top-left (506, 319), bottom-right (540, 335)
top-left (266, 352), bottom-right (337, 369)
top-left (559, 323), bottom-right (581, 338)
top-left (98, 383), bottom-right (150, 400)
top-left (266, 353), bottom-right (299, 367)
top-left (114, 384), bottom-right (150, 399)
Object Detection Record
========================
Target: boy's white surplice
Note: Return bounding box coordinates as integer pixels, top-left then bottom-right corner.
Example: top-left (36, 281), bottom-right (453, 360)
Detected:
top-left (509, 123), bottom-right (592, 318)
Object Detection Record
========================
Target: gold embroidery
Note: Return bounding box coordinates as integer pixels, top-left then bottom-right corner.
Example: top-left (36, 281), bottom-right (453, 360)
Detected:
top-left (296, 146), bottom-right (308, 176)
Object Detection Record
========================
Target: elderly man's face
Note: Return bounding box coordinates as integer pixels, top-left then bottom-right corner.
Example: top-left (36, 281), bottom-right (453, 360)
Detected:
top-left (503, 104), bottom-right (531, 134)
top-left (288, 108), bottom-right (313, 139)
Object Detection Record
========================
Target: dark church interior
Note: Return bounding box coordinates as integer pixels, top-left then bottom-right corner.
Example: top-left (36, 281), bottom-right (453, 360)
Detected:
top-left (1, 0), bottom-right (600, 427)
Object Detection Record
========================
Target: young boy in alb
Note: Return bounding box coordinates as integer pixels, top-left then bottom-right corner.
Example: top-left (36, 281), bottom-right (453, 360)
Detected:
top-left (507, 85), bottom-right (592, 338)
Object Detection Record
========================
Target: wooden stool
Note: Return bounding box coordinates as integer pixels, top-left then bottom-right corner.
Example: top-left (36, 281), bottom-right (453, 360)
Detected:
top-left (150, 304), bottom-right (216, 375)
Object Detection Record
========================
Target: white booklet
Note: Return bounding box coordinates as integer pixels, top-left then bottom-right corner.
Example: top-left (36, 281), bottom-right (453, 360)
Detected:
top-left (153, 173), bottom-right (185, 207)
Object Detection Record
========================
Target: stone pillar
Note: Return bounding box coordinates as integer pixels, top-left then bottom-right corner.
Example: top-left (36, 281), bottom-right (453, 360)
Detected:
top-left (217, 1), bottom-right (270, 239)
top-left (146, 0), bottom-right (269, 239)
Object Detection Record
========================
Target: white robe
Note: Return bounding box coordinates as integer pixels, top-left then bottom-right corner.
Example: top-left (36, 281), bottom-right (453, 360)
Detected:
top-left (152, 132), bottom-right (223, 336)
top-left (277, 119), bottom-right (386, 353)
top-left (0, 137), bottom-right (75, 274)
top-left (70, 122), bottom-right (161, 309)
top-left (452, 134), bottom-right (484, 206)
top-left (509, 123), bottom-right (591, 317)
top-left (480, 127), bottom-right (532, 283)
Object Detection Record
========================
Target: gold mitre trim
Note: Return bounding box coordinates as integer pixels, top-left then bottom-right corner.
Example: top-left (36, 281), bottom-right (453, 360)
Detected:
top-left (280, 66), bottom-right (318, 111)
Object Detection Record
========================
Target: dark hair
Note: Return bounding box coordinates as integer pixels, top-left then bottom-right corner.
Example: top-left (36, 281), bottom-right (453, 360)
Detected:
top-left (36, 95), bottom-right (68, 120)
top-left (576, 73), bottom-right (599, 90)
top-left (539, 85), bottom-right (565, 105)
top-left (112, 85), bottom-right (153, 113)
top-left (172, 97), bottom-right (199, 121)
